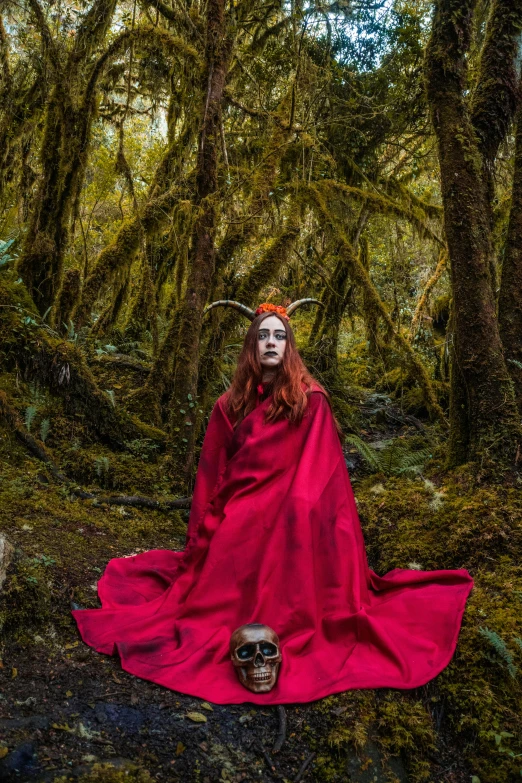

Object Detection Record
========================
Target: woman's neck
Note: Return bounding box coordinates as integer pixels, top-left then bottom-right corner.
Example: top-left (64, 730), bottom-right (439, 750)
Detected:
top-left (261, 369), bottom-right (277, 383)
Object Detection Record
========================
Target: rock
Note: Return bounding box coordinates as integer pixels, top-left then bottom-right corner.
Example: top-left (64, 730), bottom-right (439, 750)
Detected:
top-left (0, 741), bottom-right (38, 778)
top-left (0, 534), bottom-right (14, 591)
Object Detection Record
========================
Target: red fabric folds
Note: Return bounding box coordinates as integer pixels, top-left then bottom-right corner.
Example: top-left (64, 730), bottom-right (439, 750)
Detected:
top-left (73, 387), bottom-right (473, 704)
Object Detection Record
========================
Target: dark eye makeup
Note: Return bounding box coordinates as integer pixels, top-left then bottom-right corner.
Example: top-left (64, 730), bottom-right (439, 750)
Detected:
top-left (258, 331), bottom-right (287, 340)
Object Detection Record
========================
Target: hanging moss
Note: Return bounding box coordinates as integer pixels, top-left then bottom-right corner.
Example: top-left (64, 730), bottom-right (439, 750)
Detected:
top-left (306, 184), bottom-right (447, 425)
top-left (73, 187), bottom-right (182, 328)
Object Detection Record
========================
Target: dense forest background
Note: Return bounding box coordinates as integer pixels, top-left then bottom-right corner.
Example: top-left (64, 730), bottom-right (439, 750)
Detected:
top-left (1, 0), bottom-right (522, 781)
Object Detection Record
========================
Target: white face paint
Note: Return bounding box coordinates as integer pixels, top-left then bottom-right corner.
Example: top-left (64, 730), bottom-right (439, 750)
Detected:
top-left (257, 315), bottom-right (287, 373)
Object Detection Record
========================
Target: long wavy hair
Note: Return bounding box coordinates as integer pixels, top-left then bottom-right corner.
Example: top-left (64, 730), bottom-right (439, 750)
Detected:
top-left (224, 311), bottom-right (337, 430)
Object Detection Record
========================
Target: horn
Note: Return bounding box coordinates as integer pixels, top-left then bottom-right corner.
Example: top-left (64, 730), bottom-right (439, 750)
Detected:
top-left (286, 298), bottom-right (324, 316)
top-left (203, 300), bottom-right (256, 321)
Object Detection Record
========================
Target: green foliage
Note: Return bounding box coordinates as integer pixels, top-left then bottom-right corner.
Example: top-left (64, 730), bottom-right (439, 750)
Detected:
top-left (345, 434), bottom-right (433, 476)
top-left (24, 405), bottom-right (37, 432)
top-left (94, 455), bottom-right (111, 485)
top-left (0, 237), bottom-right (17, 268)
top-left (479, 627), bottom-right (518, 679)
top-left (40, 418), bottom-right (51, 442)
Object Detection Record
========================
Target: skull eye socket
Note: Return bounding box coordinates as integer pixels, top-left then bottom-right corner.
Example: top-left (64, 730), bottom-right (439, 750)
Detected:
top-left (260, 643), bottom-right (278, 656)
top-left (237, 644), bottom-right (256, 660)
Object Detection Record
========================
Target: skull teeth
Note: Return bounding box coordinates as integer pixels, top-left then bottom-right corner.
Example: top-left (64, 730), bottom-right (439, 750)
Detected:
top-left (253, 673), bottom-right (272, 681)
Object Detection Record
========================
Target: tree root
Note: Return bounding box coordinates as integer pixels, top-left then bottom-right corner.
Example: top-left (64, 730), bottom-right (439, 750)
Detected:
top-left (0, 390), bottom-right (191, 511)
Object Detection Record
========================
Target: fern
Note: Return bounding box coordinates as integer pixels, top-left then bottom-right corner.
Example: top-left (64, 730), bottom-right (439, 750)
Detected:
top-left (396, 447), bottom-right (433, 474)
top-left (479, 627), bottom-right (518, 678)
top-left (513, 637), bottom-right (522, 652)
top-left (94, 456), bottom-right (110, 484)
top-left (344, 434), bottom-right (382, 471)
top-left (40, 418), bottom-right (51, 443)
top-left (24, 405), bottom-right (38, 432)
top-left (346, 434), bottom-right (432, 476)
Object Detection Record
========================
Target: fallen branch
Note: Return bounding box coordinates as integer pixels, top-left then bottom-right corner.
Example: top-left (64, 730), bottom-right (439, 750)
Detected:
top-left (272, 705), bottom-right (287, 753)
top-left (83, 493), bottom-right (192, 510)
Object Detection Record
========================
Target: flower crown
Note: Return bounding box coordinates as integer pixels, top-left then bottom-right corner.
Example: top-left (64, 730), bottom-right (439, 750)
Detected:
top-left (254, 303), bottom-right (290, 321)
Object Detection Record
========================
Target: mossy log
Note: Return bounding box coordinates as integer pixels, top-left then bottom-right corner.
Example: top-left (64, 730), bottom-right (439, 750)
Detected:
top-left (0, 389), bottom-right (190, 512)
top-left (0, 276), bottom-right (165, 449)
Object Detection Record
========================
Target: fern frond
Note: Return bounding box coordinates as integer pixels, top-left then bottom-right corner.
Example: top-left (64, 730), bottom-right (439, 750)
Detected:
top-left (479, 627), bottom-right (518, 678)
top-left (344, 435), bottom-right (382, 472)
top-left (24, 405), bottom-right (38, 432)
top-left (40, 418), bottom-right (50, 443)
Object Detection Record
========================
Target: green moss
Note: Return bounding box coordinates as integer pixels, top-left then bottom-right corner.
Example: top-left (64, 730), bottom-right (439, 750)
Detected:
top-left (0, 557), bottom-right (52, 642)
top-left (53, 762), bottom-right (154, 782)
top-left (357, 467), bottom-right (522, 782)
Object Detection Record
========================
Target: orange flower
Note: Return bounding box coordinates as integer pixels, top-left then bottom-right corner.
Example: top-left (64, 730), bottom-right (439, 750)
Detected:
top-left (254, 303), bottom-right (290, 321)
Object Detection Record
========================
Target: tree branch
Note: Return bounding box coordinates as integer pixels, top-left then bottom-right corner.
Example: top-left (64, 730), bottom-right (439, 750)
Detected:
top-left (470, 0), bottom-right (522, 170)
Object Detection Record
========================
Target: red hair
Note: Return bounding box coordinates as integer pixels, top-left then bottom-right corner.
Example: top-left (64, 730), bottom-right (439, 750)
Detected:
top-left (225, 311), bottom-right (329, 428)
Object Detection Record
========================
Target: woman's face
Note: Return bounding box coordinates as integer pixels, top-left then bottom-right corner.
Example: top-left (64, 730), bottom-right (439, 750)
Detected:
top-left (257, 315), bottom-right (287, 370)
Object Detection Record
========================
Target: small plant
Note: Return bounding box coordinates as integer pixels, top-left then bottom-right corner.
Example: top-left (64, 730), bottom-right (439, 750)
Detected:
top-left (24, 405), bottom-right (38, 432)
top-left (479, 626), bottom-right (518, 679)
top-left (29, 554), bottom-right (56, 567)
top-left (94, 456), bottom-right (111, 486)
top-left (40, 418), bottom-right (51, 442)
top-left (0, 237), bottom-right (17, 267)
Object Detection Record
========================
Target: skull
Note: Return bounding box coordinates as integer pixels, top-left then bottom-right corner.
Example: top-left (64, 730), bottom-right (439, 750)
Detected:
top-left (230, 623), bottom-right (282, 693)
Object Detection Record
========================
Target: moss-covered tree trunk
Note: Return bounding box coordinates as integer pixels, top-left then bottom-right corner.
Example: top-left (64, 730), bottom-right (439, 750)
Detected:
top-left (310, 246), bottom-right (350, 377)
top-left (167, 0), bottom-right (233, 488)
top-left (425, 0), bottom-right (521, 465)
top-left (499, 98), bottom-right (522, 412)
top-left (17, 0), bottom-right (119, 316)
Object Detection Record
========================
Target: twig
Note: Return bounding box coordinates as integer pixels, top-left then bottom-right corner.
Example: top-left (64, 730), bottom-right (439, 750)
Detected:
top-left (272, 705), bottom-right (287, 753)
top-left (256, 742), bottom-right (283, 779)
top-left (293, 752), bottom-right (315, 782)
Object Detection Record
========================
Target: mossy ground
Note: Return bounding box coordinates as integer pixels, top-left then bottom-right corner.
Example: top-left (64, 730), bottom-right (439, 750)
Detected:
top-left (0, 356), bottom-right (521, 782)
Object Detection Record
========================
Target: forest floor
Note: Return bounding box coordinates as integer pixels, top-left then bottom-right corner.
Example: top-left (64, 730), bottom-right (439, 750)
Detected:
top-left (1, 360), bottom-right (521, 783)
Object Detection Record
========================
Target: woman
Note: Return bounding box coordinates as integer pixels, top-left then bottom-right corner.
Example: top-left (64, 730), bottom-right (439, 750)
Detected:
top-left (73, 301), bottom-right (473, 704)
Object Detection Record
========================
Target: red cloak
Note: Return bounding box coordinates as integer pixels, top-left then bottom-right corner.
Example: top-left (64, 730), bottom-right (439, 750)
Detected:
top-left (73, 386), bottom-right (473, 704)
